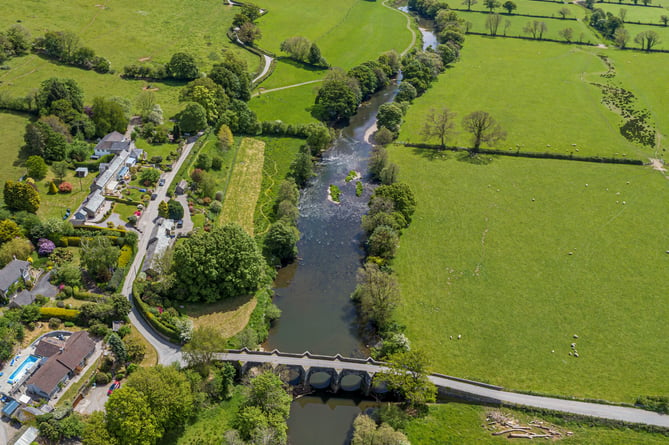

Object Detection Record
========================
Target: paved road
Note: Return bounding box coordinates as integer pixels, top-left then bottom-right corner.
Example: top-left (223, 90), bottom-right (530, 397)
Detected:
top-left (214, 351), bottom-right (669, 428)
top-left (122, 137), bottom-right (201, 366)
top-left (253, 54), bottom-right (274, 84)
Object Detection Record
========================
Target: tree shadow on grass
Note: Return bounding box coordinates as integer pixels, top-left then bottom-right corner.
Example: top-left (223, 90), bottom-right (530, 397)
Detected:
top-left (455, 151), bottom-right (495, 165)
top-left (410, 146), bottom-right (453, 161)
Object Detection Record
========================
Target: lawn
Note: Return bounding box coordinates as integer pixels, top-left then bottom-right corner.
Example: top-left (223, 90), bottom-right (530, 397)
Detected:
top-left (256, 0), bottom-right (413, 69)
top-left (388, 149), bottom-right (669, 403)
top-left (254, 137), bottom-right (304, 235)
top-left (399, 37), bottom-right (653, 159)
top-left (134, 139), bottom-right (179, 162)
top-left (36, 170), bottom-right (95, 220)
top-left (405, 403), bottom-right (669, 444)
top-left (0, 112), bottom-right (31, 205)
top-left (219, 138), bottom-right (266, 235)
top-left (258, 59), bottom-right (327, 90)
top-left (251, 83), bottom-right (319, 125)
top-left (126, 325), bottom-right (158, 367)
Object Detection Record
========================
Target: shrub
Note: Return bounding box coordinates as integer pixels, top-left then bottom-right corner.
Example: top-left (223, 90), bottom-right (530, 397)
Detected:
top-left (37, 238), bottom-right (56, 256)
top-left (48, 317), bottom-right (61, 329)
top-left (210, 201), bottom-right (222, 214)
top-left (39, 307), bottom-right (80, 321)
top-left (58, 182), bottom-right (73, 193)
top-left (63, 321), bottom-right (74, 327)
top-left (117, 245), bottom-right (133, 268)
top-left (95, 372), bottom-right (111, 385)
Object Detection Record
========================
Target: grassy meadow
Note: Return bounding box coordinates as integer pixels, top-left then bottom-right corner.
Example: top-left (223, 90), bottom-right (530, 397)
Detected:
top-left (219, 138), bottom-right (266, 235)
top-left (405, 403), bottom-right (669, 444)
top-left (399, 37), bottom-right (659, 159)
top-left (388, 148), bottom-right (669, 402)
top-left (256, 0), bottom-right (412, 69)
top-left (598, 2), bottom-right (669, 24)
top-left (251, 83), bottom-right (320, 124)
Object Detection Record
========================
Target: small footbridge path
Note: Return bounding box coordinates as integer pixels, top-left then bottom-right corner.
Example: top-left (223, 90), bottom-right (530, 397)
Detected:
top-left (216, 349), bottom-right (669, 428)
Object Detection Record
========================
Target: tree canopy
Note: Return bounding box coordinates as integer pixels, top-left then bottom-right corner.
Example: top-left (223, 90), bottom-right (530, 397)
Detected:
top-left (173, 223), bottom-right (265, 302)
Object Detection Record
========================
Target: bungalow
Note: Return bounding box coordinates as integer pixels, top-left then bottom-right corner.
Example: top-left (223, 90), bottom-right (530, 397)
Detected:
top-left (26, 331), bottom-right (96, 400)
top-left (0, 259), bottom-right (30, 300)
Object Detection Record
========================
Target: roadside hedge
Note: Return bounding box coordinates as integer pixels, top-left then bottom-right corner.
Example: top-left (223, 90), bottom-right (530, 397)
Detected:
top-left (131, 287), bottom-right (181, 342)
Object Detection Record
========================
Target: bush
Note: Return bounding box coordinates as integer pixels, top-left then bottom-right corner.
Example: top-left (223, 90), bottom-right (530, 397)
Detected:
top-left (37, 238), bottom-right (56, 256)
top-left (58, 182), bottom-right (73, 193)
top-left (39, 307), bottom-right (80, 321)
top-left (95, 372), bottom-right (111, 385)
top-left (48, 317), bottom-right (62, 329)
top-left (64, 321), bottom-right (74, 327)
top-left (117, 245), bottom-right (133, 268)
top-left (210, 201), bottom-right (222, 214)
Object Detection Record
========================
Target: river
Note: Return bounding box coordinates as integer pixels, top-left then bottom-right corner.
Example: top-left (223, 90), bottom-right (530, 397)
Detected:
top-left (265, 13), bottom-right (438, 445)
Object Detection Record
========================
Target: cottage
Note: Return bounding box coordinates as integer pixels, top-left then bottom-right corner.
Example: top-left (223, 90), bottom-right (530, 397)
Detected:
top-left (142, 218), bottom-right (175, 274)
top-left (27, 331), bottom-right (96, 399)
top-left (82, 190), bottom-right (106, 217)
top-left (91, 150), bottom-right (130, 192)
top-left (9, 289), bottom-right (36, 308)
top-left (93, 131), bottom-right (131, 157)
top-left (0, 259), bottom-right (30, 299)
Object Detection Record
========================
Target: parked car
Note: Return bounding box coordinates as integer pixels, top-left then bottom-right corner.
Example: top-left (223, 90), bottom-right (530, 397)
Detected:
top-left (176, 220), bottom-right (183, 228)
top-left (151, 193), bottom-right (158, 201)
top-left (159, 178), bottom-right (166, 186)
top-left (107, 380), bottom-right (121, 396)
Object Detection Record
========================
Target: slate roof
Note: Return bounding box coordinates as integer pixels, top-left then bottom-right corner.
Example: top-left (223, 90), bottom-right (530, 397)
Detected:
top-left (58, 331), bottom-right (95, 370)
top-left (10, 289), bottom-right (35, 307)
top-left (0, 259), bottom-right (30, 291)
top-left (35, 337), bottom-right (66, 358)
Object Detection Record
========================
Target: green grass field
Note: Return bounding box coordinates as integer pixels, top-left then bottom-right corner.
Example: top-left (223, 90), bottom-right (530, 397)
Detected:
top-left (259, 59), bottom-right (327, 90)
top-left (256, 0), bottom-right (412, 69)
top-left (598, 2), bottom-right (669, 24)
top-left (622, 22), bottom-right (669, 49)
top-left (399, 37), bottom-right (657, 159)
top-left (459, 13), bottom-right (596, 41)
top-left (0, 0), bottom-right (258, 73)
top-left (405, 403), bottom-right (669, 444)
top-left (254, 137), bottom-right (304, 235)
top-left (0, 112), bottom-right (31, 202)
top-left (251, 83), bottom-right (319, 124)
top-left (456, 0), bottom-right (586, 17)
top-left (388, 148), bottom-right (669, 403)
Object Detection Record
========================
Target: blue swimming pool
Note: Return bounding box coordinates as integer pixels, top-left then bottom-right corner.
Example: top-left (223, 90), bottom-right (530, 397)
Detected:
top-left (8, 355), bottom-right (39, 384)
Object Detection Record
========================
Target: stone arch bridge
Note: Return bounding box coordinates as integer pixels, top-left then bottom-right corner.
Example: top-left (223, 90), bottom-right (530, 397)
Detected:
top-left (214, 349), bottom-right (669, 428)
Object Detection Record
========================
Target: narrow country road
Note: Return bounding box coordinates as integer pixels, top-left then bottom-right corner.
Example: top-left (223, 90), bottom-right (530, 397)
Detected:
top-left (252, 79), bottom-right (323, 97)
top-left (215, 351), bottom-right (669, 428)
top-left (253, 54), bottom-right (274, 84)
top-left (121, 136), bottom-right (201, 366)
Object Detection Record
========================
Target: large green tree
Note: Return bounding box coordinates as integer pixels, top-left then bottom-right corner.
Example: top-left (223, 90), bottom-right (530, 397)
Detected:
top-left (371, 183), bottom-right (417, 224)
top-left (173, 223), bottom-right (265, 302)
top-left (179, 77), bottom-right (229, 124)
top-left (105, 386), bottom-right (161, 445)
top-left (25, 155), bottom-right (48, 180)
top-left (166, 52), bottom-right (199, 80)
top-left (312, 69), bottom-right (362, 123)
top-left (352, 263), bottom-right (400, 332)
top-left (263, 221), bottom-right (299, 263)
top-left (178, 102), bottom-right (208, 133)
top-left (3, 180), bottom-right (40, 213)
top-left (36, 77), bottom-right (84, 116)
top-left (91, 97), bottom-right (127, 137)
top-left (378, 350), bottom-right (437, 410)
top-left (80, 236), bottom-right (120, 281)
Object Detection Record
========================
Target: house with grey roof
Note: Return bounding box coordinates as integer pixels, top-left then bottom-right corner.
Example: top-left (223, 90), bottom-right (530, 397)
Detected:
top-left (0, 259), bottom-right (30, 300)
top-left (82, 190), bottom-right (106, 217)
top-left (27, 331), bottom-right (96, 400)
top-left (93, 131), bottom-right (131, 157)
top-left (142, 218), bottom-right (175, 274)
top-left (9, 289), bottom-right (36, 308)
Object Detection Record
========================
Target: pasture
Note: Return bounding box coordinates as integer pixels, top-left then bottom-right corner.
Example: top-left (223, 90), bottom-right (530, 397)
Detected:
top-left (399, 37), bottom-right (657, 159)
top-left (457, 12), bottom-right (595, 41)
top-left (251, 83), bottom-right (320, 124)
top-left (623, 22), bottom-right (669, 49)
top-left (597, 2), bottom-right (669, 24)
top-left (388, 148), bottom-right (669, 403)
top-left (405, 403), bottom-right (669, 444)
top-left (0, 112), bottom-right (31, 204)
top-left (0, 0), bottom-right (258, 73)
top-left (256, 0), bottom-right (413, 69)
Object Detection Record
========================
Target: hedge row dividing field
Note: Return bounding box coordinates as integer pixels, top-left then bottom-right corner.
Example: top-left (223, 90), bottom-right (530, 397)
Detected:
top-left (389, 148), bottom-right (669, 403)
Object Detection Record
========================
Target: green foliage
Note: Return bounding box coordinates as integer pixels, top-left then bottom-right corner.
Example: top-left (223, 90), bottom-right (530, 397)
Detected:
top-left (25, 155), bottom-right (48, 180)
top-left (351, 414), bottom-right (409, 445)
top-left (107, 332), bottom-right (127, 364)
top-left (277, 179), bottom-right (299, 205)
top-left (0, 237), bottom-right (34, 266)
top-left (158, 200), bottom-right (169, 218)
top-left (312, 69), bottom-right (362, 123)
top-left (36, 77), bottom-right (84, 115)
top-left (0, 219), bottom-right (22, 244)
top-left (217, 124), bottom-right (234, 150)
top-left (379, 350), bottom-right (437, 410)
top-left (180, 77), bottom-right (229, 125)
top-left (24, 119), bottom-right (69, 161)
top-left (53, 263), bottom-right (82, 287)
top-left (179, 102), bottom-right (208, 133)
top-left (372, 183), bottom-right (417, 224)
top-left (182, 326), bottom-right (226, 368)
top-left (264, 220), bottom-right (299, 263)
top-left (105, 386), bottom-right (161, 445)
top-left (329, 184), bottom-right (341, 202)
top-left (91, 97), bottom-right (128, 137)
top-left (290, 148), bottom-right (314, 187)
top-left (377, 103), bottom-right (404, 134)
top-left (4, 180), bottom-right (41, 213)
top-left (50, 160), bottom-right (70, 181)
top-left (173, 223), bottom-right (264, 302)
top-left (39, 306), bottom-right (80, 321)
top-left (168, 199), bottom-right (185, 220)
top-left (636, 395), bottom-right (669, 414)
top-left (167, 52), bottom-right (199, 80)
top-left (352, 263), bottom-right (400, 332)
top-left (356, 181), bottom-right (363, 197)
top-left (139, 167), bottom-right (161, 186)
top-left (80, 236), bottom-right (120, 282)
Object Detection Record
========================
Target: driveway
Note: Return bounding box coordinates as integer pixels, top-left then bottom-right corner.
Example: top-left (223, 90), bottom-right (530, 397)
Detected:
top-left (32, 271), bottom-right (58, 299)
top-left (74, 384), bottom-right (109, 415)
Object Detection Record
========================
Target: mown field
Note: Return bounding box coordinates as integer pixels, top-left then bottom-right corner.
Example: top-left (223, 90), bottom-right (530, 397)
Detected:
top-left (256, 0), bottom-right (412, 69)
top-left (399, 37), bottom-right (657, 159)
top-left (405, 403), bottom-right (669, 444)
top-left (251, 83), bottom-right (320, 125)
top-left (388, 148), bottom-right (669, 403)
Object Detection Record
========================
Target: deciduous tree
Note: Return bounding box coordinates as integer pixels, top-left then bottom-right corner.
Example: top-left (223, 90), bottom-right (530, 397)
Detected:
top-left (378, 350), bottom-right (437, 410)
top-left (503, 1), bottom-right (517, 14)
top-left (486, 13), bottom-right (503, 36)
top-left (462, 110), bottom-right (506, 152)
top-left (421, 107), bottom-right (456, 148)
top-left (80, 236), bottom-right (119, 281)
top-left (352, 263), bottom-right (400, 332)
top-left (50, 160), bottom-right (69, 181)
top-left (558, 7), bottom-right (571, 19)
top-left (614, 27), bottom-right (630, 48)
top-left (25, 155), bottom-right (48, 180)
top-left (167, 52), bottom-right (199, 80)
top-left (105, 386), bottom-right (161, 445)
top-left (635, 30), bottom-right (661, 51)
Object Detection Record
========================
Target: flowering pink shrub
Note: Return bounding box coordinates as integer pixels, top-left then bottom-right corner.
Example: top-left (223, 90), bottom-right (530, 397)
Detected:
top-left (38, 238), bottom-right (56, 256)
top-left (58, 182), bottom-right (73, 193)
